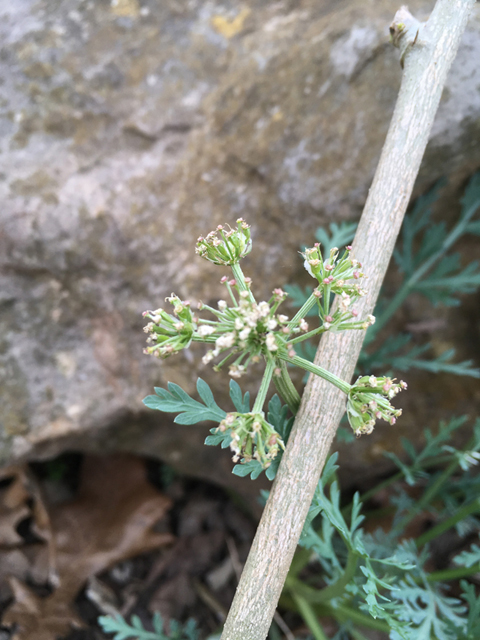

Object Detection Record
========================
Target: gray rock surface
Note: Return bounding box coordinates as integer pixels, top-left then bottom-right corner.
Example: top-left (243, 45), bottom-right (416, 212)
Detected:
top-left (1, 0), bottom-right (480, 499)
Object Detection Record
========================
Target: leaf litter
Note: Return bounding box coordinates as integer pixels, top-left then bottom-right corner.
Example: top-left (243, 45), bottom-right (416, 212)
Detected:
top-left (1, 455), bottom-right (174, 640)
top-left (0, 455), bottom-right (257, 640)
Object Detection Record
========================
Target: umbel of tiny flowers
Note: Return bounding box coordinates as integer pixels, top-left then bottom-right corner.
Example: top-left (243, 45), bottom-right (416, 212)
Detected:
top-left (143, 295), bottom-right (196, 358)
top-left (216, 411), bottom-right (285, 467)
top-left (143, 219), bottom-right (407, 467)
top-left (200, 281), bottom-right (300, 378)
top-left (346, 376), bottom-right (407, 436)
top-left (300, 243), bottom-right (375, 333)
top-left (195, 218), bottom-right (252, 266)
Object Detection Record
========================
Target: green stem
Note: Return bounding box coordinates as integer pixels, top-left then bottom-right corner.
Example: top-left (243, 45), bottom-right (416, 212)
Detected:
top-left (342, 449), bottom-right (468, 519)
top-left (273, 360), bottom-right (301, 414)
top-left (279, 353), bottom-right (351, 395)
top-left (349, 629), bottom-right (372, 640)
top-left (231, 263), bottom-right (256, 303)
top-left (279, 594), bottom-right (390, 633)
top-left (316, 552), bottom-right (358, 603)
top-left (292, 594), bottom-right (329, 640)
top-left (192, 335), bottom-right (218, 344)
top-left (427, 562), bottom-right (480, 583)
top-left (323, 285), bottom-right (331, 316)
top-left (286, 552), bottom-right (358, 604)
top-left (346, 471), bottom-right (403, 513)
top-left (416, 498), bottom-right (480, 548)
top-left (287, 547), bottom-right (312, 578)
top-left (289, 326), bottom-right (326, 345)
top-left (333, 603), bottom-right (390, 632)
top-left (253, 357), bottom-right (275, 413)
top-left (288, 293), bottom-right (319, 329)
top-left (392, 457), bottom-right (459, 537)
top-left (368, 195), bottom-right (480, 340)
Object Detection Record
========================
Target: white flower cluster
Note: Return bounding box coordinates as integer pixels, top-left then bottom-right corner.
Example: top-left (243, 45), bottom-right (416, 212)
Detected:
top-left (142, 295), bottom-right (196, 358)
top-left (143, 221), bottom-right (407, 457)
top-left (200, 287), bottom-right (308, 377)
top-left (347, 376), bottom-right (407, 435)
top-left (301, 244), bottom-right (376, 332)
top-left (195, 218), bottom-right (252, 265)
top-left (216, 412), bottom-right (285, 467)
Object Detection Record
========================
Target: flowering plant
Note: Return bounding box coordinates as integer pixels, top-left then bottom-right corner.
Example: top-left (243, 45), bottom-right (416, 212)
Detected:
top-left (143, 219), bottom-right (405, 467)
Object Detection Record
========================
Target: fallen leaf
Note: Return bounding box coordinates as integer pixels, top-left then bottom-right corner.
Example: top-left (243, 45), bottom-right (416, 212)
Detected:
top-left (0, 550), bottom-right (30, 600)
top-left (5, 576), bottom-right (84, 640)
top-left (0, 467), bottom-right (32, 546)
top-left (4, 454), bottom-right (174, 640)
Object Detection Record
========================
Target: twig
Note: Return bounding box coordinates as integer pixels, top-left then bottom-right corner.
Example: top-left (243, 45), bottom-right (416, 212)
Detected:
top-left (220, 2), bottom-right (477, 639)
top-left (193, 578), bottom-right (228, 621)
top-left (272, 611), bottom-right (296, 640)
top-left (226, 536), bottom-right (243, 582)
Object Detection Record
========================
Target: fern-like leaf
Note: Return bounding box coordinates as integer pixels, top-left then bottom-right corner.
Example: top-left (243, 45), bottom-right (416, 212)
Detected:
top-left (143, 379), bottom-right (226, 425)
top-left (314, 221), bottom-right (357, 254)
top-left (360, 333), bottom-right (480, 378)
top-left (453, 540), bottom-right (480, 568)
top-left (283, 284), bottom-right (318, 316)
top-left (228, 379), bottom-right (250, 412)
top-left (98, 613), bottom-right (199, 640)
top-left (390, 577), bottom-right (467, 640)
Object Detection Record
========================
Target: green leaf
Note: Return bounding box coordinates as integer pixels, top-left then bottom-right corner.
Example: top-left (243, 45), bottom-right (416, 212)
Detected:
top-left (283, 284), bottom-right (318, 316)
top-left (204, 433), bottom-right (227, 446)
top-left (460, 172), bottom-right (480, 220)
top-left (394, 180), bottom-right (444, 276)
top-left (447, 581), bottom-right (480, 639)
top-left (98, 613), bottom-right (199, 640)
top-left (205, 427), bottom-right (232, 448)
top-left (152, 613), bottom-right (165, 634)
top-left (232, 460), bottom-right (264, 480)
top-left (466, 220), bottom-right (480, 235)
top-left (322, 452), bottom-right (340, 485)
top-left (453, 540), bottom-right (480, 568)
top-left (196, 378), bottom-right (216, 407)
top-left (229, 379), bottom-right (250, 412)
top-left (384, 416), bottom-right (469, 488)
top-left (267, 395), bottom-right (290, 438)
top-left (314, 221), bottom-right (357, 255)
top-left (360, 334), bottom-right (480, 378)
top-left (389, 575), bottom-right (467, 640)
top-left (143, 379), bottom-right (226, 425)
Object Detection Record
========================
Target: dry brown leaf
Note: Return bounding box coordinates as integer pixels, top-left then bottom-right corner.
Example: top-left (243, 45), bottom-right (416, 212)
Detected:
top-left (0, 466), bottom-right (33, 547)
top-left (0, 464), bottom-right (55, 589)
top-left (0, 550), bottom-right (30, 600)
top-left (4, 454), bottom-right (174, 640)
top-left (0, 466), bottom-right (54, 609)
top-left (5, 576), bottom-right (84, 640)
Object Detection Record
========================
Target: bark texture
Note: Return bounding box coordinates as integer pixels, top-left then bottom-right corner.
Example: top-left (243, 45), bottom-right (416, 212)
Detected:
top-left (221, 1), bottom-right (477, 638)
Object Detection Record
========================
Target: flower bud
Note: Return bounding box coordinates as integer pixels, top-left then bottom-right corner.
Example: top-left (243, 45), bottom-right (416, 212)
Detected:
top-left (215, 412), bottom-right (284, 468)
top-left (196, 219), bottom-right (252, 265)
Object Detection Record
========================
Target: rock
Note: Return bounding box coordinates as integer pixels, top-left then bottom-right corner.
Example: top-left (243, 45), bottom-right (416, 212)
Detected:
top-left (1, 0), bottom-right (479, 499)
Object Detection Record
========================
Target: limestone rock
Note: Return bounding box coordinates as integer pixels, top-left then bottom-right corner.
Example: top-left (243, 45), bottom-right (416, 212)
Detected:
top-left (1, 0), bottom-right (479, 498)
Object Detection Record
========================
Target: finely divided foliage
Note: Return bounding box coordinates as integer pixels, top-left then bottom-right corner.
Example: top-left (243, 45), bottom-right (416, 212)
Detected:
top-left (98, 176), bottom-right (480, 639)
top-left (288, 413), bottom-right (480, 639)
top-left (288, 174), bottom-right (480, 379)
top-left (98, 613), bottom-right (198, 640)
top-left (142, 217), bottom-right (406, 468)
top-left (143, 379), bottom-right (227, 425)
